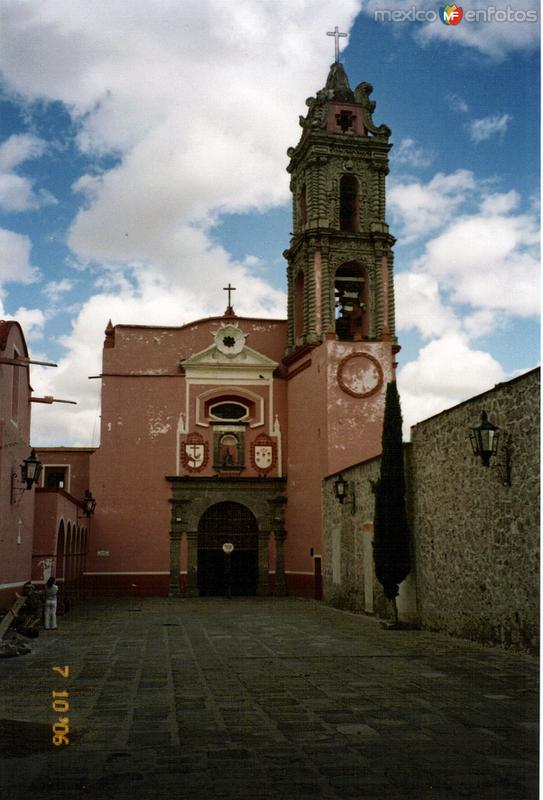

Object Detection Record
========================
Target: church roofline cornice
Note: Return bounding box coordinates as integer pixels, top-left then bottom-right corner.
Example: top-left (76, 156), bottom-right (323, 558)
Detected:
top-left (107, 316), bottom-right (287, 335)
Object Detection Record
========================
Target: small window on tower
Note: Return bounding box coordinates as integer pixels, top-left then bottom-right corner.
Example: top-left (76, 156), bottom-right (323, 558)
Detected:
top-left (339, 174), bottom-right (359, 232)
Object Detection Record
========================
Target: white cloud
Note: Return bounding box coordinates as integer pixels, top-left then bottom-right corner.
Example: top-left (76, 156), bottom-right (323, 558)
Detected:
top-left (363, 0), bottom-right (539, 59)
top-left (398, 334), bottom-right (506, 434)
top-left (0, 133), bottom-right (53, 211)
top-left (392, 138), bottom-right (434, 169)
top-left (446, 93), bottom-right (469, 114)
top-left (0, 134), bottom-right (46, 171)
top-left (468, 113), bottom-right (511, 143)
top-left (395, 272), bottom-right (458, 339)
top-left (0, 228), bottom-right (40, 285)
top-left (0, 0), bottom-right (364, 444)
top-left (414, 207), bottom-right (539, 317)
top-left (414, 1), bottom-right (539, 60)
top-left (389, 169), bottom-right (476, 242)
top-left (9, 306), bottom-right (46, 341)
top-left (43, 278), bottom-right (75, 302)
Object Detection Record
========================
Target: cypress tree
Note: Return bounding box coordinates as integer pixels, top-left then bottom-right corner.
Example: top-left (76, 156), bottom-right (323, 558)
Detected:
top-left (373, 381), bottom-right (410, 621)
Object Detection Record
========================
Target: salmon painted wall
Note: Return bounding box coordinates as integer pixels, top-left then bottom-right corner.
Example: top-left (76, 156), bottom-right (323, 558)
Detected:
top-left (286, 339), bottom-right (396, 594)
top-left (285, 344), bottom-right (328, 587)
top-left (87, 316), bottom-right (288, 591)
top-left (36, 447), bottom-right (94, 500)
top-left (0, 321), bottom-right (34, 606)
top-left (32, 488), bottom-right (88, 586)
top-left (324, 340), bottom-right (396, 476)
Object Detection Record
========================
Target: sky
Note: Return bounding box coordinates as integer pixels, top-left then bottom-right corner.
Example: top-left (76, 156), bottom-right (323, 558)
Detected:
top-left (0, 0), bottom-right (539, 445)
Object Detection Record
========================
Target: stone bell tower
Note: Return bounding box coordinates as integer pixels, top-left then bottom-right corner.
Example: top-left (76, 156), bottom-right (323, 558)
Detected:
top-left (283, 61), bottom-right (399, 594)
top-left (284, 61), bottom-right (396, 350)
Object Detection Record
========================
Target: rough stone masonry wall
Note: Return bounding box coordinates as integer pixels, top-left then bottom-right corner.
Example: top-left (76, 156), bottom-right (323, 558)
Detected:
top-left (322, 450), bottom-right (417, 622)
top-left (411, 369), bottom-right (540, 652)
top-left (322, 455), bottom-right (381, 614)
top-left (322, 368), bottom-right (539, 652)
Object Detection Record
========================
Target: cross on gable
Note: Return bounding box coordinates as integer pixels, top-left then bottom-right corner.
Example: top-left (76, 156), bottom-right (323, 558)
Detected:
top-left (223, 283), bottom-right (236, 307)
top-left (326, 26), bottom-right (347, 62)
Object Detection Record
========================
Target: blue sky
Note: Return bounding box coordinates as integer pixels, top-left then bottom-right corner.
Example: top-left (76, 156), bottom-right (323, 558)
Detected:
top-left (0, 0), bottom-right (539, 444)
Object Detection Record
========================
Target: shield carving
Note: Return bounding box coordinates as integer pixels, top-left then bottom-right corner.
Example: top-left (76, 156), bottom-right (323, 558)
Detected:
top-left (185, 443), bottom-right (205, 469)
top-left (254, 445), bottom-right (273, 470)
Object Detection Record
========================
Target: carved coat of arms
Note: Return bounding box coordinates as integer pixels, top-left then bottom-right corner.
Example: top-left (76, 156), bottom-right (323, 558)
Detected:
top-left (251, 435), bottom-right (276, 474)
top-left (181, 433), bottom-right (208, 473)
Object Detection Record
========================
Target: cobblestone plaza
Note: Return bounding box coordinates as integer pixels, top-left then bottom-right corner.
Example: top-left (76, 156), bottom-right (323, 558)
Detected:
top-left (0, 598), bottom-right (539, 799)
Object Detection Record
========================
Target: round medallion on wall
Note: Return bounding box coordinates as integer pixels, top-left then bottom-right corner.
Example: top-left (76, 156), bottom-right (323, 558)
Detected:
top-left (214, 324), bottom-right (246, 356)
top-left (337, 352), bottom-right (384, 398)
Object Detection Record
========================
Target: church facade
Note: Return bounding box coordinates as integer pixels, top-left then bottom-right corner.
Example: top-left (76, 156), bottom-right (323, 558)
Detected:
top-left (38, 63), bottom-right (399, 599)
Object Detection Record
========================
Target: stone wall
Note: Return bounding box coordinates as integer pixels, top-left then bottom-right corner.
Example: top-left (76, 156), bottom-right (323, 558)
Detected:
top-left (411, 368), bottom-right (539, 651)
top-left (322, 368), bottom-right (539, 651)
top-left (322, 449), bottom-right (417, 622)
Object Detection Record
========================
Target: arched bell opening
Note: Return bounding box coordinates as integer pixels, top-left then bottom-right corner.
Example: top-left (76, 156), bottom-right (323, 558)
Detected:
top-left (335, 261), bottom-right (369, 340)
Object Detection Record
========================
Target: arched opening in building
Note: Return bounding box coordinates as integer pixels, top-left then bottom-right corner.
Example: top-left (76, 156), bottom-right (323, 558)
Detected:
top-left (197, 502), bottom-right (258, 596)
top-left (56, 521), bottom-right (65, 609)
top-left (335, 260), bottom-right (369, 340)
top-left (339, 174), bottom-right (359, 232)
top-left (295, 270), bottom-right (305, 342)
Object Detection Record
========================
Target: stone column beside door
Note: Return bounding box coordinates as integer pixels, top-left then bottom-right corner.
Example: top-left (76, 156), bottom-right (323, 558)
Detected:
top-left (186, 531), bottom-right (199, 596)
top-left (169, 531), bottom-right (182, 597)
top-left (256, 529), bottom-right (270, 596)
top-left (274, 530), bottom-right (287, 596)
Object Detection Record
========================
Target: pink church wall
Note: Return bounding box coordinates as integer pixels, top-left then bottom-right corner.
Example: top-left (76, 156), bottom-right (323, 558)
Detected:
top-left (285, 345), bottom-right (328, 595)
top-left (86, 316), bottom-right (288, 595)
top-left (36, 447), bottom-right (94, 500)
top-left (285, 339), bottom-right (396, 596)
top-left (0, 322), bottom-right (35, 608)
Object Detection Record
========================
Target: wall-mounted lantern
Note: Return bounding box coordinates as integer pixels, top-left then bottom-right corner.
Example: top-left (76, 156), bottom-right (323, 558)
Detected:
top-left (334, 473), bottom-right (347, 503)
top-left (469, 410), bottom-right (511, 486)
top-left (11, 448), bottom-right (43, 503)
top-left (22, 448), bottom-right (43, 489)
top-left (82, 489), bottom-right (97, 517)
top-left (333, 473), bottom-right (356, 513)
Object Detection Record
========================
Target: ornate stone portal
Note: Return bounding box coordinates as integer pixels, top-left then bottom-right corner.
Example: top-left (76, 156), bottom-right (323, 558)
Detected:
top-left (167, 476), bottom-right (287, 597)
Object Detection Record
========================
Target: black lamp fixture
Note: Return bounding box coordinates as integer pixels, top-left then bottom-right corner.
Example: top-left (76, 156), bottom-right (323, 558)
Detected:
top-left (11, 448), bottom-right (42, 503)
top-left (22, 448), bottom-right (42, 489)
top-left (82, 489), bottom-right (97, 517)
top-left (469, 410), bottom-right (511, 485)
top-left (334, 473), bottom-right (347, 503)
top-left (333, 473), bottom-right (357, 513)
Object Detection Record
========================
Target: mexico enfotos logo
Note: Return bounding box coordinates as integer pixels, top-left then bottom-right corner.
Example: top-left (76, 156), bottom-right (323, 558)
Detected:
top-left (373, 5), bottom-right (538, 23)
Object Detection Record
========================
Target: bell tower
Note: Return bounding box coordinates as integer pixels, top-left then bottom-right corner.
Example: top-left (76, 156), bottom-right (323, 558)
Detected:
top-left (283, 60), bottom-right (400, 596)
top-left (284, 61), bottom-right (396, 351)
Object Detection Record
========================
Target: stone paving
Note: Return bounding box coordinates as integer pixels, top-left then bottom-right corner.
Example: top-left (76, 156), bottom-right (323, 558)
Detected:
top-left (0, 597), bottom-right (539, 799)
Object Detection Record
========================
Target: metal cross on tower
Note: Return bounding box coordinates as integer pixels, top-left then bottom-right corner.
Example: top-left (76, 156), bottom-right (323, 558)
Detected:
top-left (326, 26), bottom-right (347, 63)
top-left (223, 283), bottom-right (236, 307)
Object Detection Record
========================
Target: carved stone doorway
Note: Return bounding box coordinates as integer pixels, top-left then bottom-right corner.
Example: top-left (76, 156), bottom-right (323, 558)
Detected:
top-left (197, 502), bottom-right (258, 596)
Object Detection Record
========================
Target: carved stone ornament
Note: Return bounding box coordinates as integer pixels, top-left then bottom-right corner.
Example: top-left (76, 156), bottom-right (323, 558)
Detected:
top-left (337, 352), bottom-right (384, 398)
top-left (214, 323), bottom-right (246, 356)
top-left (181, 432), bottom-right (209, 473)
top-left (250, 434), bottom-right (276, 474)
